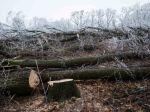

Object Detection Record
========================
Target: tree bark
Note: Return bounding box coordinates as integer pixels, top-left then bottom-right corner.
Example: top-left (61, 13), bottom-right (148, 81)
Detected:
top-left (0, 77), bottom-right (33, 96)
top-left (0, 67), bottom-right (150, 96)
top-left (41, 67), bottom-right (150, 81)
top-left (2, 51), bottom-right (150, 68)
top-left (47, 79), bottom-right (80, 101)
top-left (0, 70), bottom-right (36, 96)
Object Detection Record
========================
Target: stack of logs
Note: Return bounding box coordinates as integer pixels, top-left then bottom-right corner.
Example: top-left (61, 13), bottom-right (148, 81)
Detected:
top-left (0, 28), bottom-right (150, 101)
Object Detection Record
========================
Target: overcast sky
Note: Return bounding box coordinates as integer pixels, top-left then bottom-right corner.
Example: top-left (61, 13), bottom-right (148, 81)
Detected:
top-left (0, 0), bottom-right (150, 23)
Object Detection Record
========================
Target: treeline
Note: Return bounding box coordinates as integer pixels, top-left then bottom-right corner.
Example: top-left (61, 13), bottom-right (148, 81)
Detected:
top-left (0, 2), bottom-right (150, 34)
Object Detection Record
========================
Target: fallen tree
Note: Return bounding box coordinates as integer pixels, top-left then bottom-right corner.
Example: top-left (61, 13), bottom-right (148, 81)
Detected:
top-left (0, 76), bottom-right (32, 96)
top-left (1, 51), bottom-right (150, 68)
top-left (64, 44), bottom-right (98, 52)
top-left (0, 70), bottom-right (40, 96)
top-left (41, 67), bottom-right (150, 81)
top-left (1, 67), bottom-right (150, 96)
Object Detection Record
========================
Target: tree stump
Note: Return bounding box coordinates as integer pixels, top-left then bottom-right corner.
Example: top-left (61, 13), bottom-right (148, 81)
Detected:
top-left (47, 79), bottom-right (80, 101)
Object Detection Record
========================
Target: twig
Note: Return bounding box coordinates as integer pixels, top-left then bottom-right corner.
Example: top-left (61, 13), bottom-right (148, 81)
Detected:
top-left (35, 60), bottom-right (47, 102)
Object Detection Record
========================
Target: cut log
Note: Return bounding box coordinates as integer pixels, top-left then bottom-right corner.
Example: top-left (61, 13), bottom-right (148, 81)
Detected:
top-left (47, 79), bottom-right (80, 101)
top-left (41, 67), bottom-right (150, 81)
top-left (0, 77), bottom-right (33, 96)
top-left (0, 70), bottom-right (35, 96)
top-left (1, 67), bottom-right (150, 96)
top-left (2, 51), bottom-right (150, 68)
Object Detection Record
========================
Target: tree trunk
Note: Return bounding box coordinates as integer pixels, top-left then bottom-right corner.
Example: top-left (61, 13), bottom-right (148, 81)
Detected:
top-left (41, 67), bottom-right (150, 81)
top-left (47, 79), bottom-right (80, 101)
top-left (2, 51), bottom-right (150, 68)
top-left (0, 70), bottom-right (35, 96)
top-left (0, 67), bottom-right (150, 96)
top-left (0, 77), bottom-right (33, 96)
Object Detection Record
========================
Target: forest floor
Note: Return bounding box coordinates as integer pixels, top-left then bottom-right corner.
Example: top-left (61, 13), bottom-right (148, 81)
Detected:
top-left (0, 80), bottom-right (149, 112)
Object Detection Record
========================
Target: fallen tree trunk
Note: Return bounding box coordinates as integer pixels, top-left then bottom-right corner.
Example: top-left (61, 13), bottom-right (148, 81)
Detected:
top-left (2, 51), bottom-right (150, 68)
top-left (0, 70), bottom-right (38, 96)
top-left (64, 45), bottom-right (98, 52)
top-left (0, 77), bottom-right (32, 96)
top-left (0, 67), bottom-right (150, 96)
top-left (41, 67), bottom-right (150, 81)
top-left (0, 66), bottom-right (19, 70)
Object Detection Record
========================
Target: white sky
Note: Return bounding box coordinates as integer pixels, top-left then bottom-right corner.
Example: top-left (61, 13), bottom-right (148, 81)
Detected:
top-left (0, 0), bottom-right (150, 23)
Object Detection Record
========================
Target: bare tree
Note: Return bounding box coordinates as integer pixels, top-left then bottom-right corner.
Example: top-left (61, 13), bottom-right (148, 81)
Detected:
top-left (50, 19), bottom-right (74, 32)
top-left (29, 17), bottom-right (49, 30)
top-left (88, 10), bottom-right (96, 27)
top-left (71, 10), bottom-right (89, 29)
top-left (6, 11), bottom-right (26, 30)
top-left (105, 8), bottom-right (116, 29)
top-left (96, 9), bottom-right (104, 28)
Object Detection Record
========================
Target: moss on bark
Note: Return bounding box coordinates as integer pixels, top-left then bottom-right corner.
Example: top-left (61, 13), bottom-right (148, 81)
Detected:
top-left (2, 51), bottom-right (150, 68)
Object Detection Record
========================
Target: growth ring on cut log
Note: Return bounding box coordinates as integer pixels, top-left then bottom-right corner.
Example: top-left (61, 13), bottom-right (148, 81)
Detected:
top-left (47, 79), bottom-right (80, 101)
top-left (29, 70), bottom-right (40, 89)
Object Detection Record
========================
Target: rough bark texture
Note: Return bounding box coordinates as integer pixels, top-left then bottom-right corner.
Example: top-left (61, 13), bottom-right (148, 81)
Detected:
top-left (41, 67), bottom-right (150, 81)
top-left (0, 67), bottom-right (149, 96)
top-left (2, 51), bottom-right (150, 68)
top-left (0, 70), bottom-right (35, 96)
top-left (47, 79), bottom-right (80, 101)
top-left (0, 77), bottom-right (33, 96)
